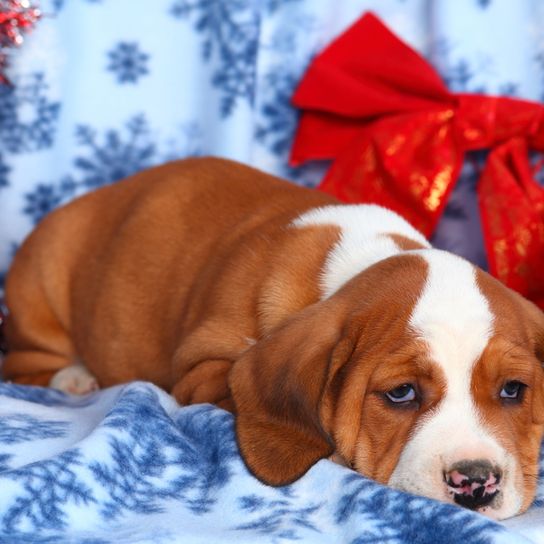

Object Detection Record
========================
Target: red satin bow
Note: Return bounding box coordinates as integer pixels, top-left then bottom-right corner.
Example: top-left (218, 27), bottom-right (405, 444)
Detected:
top-left (290, 12), bottom-right (544, 308)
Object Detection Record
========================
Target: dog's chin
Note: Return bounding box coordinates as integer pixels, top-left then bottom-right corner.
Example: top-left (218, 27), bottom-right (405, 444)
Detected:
top-left (448, 491), bottom-right (503, 520)
top-left (443, 487), bottom-right (526, 520)
top-left (386, 473), bottom-right (524, 521)
top-left (475, 503), bottom-right (504, 520)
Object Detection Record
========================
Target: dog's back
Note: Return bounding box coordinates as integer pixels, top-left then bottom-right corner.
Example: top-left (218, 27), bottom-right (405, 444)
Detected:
top-left (3, 157), bottom-right (334, 388)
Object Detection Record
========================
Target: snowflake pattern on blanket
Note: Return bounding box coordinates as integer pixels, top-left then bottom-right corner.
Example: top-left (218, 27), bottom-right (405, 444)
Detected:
top-left (0, 382), bottom-right (534, 543)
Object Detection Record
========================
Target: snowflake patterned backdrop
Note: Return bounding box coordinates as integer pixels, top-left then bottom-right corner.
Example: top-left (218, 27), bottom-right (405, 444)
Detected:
top-left (2, 0), bottom-right (544, 283)
top-left (107, 42), bottom-right (150, 84)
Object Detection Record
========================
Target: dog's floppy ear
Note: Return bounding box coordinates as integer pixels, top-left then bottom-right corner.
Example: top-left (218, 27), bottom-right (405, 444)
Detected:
top-left (229, 301), bottom-right (354, 486)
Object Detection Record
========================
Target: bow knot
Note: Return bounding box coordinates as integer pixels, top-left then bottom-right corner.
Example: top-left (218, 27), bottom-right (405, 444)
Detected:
top-left (290, 13), bottom-right (544, 308)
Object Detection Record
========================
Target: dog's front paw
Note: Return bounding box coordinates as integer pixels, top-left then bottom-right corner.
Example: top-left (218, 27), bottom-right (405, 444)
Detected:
top-left (49, 364), bottom-right (99, 395)
top-left (172, 359), bottom-right (232, 409)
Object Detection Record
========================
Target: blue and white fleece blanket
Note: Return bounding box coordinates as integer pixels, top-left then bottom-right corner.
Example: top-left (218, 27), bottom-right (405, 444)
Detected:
top-left (0, 381), bottom-right (542, 544)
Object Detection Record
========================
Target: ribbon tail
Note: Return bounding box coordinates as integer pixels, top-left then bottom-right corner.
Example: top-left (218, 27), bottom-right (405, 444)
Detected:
top-left (478, 138), bottom-right (544, 308)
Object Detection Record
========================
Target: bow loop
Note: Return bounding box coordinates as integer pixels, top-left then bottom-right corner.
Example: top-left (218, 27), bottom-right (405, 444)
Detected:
top-left (292, 13), bottom-right (452, 116)
top-left (290, 12), bottom-right (455, 166)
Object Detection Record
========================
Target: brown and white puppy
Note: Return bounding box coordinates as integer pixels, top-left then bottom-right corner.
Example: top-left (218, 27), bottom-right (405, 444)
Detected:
top-left (3, 157), bottom-right (544, 520)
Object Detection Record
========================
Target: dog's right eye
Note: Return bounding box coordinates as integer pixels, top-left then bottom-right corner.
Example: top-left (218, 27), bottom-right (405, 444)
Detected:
top-left (499, 380), bottom-right (526, 402)
top-left (385, 384), bottom-right (416, 404)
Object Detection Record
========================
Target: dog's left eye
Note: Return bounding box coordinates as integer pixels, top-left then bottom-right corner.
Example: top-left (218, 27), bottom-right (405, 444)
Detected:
top-left (385, 384), bottom-right (416, 403)
top-left (499, 380), bottom-right (526, 401)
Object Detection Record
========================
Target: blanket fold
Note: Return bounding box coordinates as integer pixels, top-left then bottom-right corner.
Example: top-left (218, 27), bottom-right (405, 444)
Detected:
top-left (0, 382), bottom-right (540, 543)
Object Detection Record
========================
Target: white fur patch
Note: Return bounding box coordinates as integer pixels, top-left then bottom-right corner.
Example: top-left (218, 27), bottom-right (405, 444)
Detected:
top-left (50, 364), bottom-right (99, 396)
top-left (293, 204), bottom-right (430, 299)
top-left (388, 250), bottom-right (522, 519)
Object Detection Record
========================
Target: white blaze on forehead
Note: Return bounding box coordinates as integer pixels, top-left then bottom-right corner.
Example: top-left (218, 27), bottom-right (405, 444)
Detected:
top-left (389, 250), bottom-right (522, 518)
top-left (293, 204), bottom-right (430, 299)
top-left (410, 250), bottom-right (493, 367)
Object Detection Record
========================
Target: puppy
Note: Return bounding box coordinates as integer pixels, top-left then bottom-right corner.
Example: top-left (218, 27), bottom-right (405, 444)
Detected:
top-left (3, 157), bottom-right (544, 520)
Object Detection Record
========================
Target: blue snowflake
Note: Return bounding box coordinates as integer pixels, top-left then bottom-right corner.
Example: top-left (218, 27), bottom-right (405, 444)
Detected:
top-left (335, 474), bottom-right (503, 544)
top-left (107, 42), bottom-right (150, 84)
top-left (23, 183), bottom-right (65, 224)
top-left (433, 39), bottom-right (518, 97)
top-left (74, 114), bottom-right (156, 188)
top-left (19, 113), bottom-right (202, 225)
top-left (263, 0), bottom-right (302, 10)
top-left (497, 82), bottom-right (518, 96)
top-left (0, 74), bottom-right (60, 153)
top-left (0, 415), bottom-right (68, 444)
top-left (170, 0), bottom-right (302, 114)
top-left (256, 71), bottom-right (329, 185)
top-left (90, 434), bottom-right (176, 518)
top-left (430, 40), bottom-right (485, 93)
top-left (442, 58), bottom-right (477, 91)
top-left (172, 0), bottom-right (304, 118)
top-left (0, 154), bottom-right (9, 188)
top-left (234, 492), bottom-right (323, 541)
top-left (2, 537), bottom-right (109, 544)
top-left (89, 387), bottom-right (238, 520)
top-left (0, 454), bottom-right (11, 472)
top-left (171, 0), bottom-right (259, 116)
top-left (170, 0), bottom-right (299, 17)
top-left (256, 70), bottom-right (299, 157)
top-left (256, 68), bottom-right (328, 185)
top-left (22, 115), bottom-right (157, 224)
top-left (0, 450), bottom-right (96, 532)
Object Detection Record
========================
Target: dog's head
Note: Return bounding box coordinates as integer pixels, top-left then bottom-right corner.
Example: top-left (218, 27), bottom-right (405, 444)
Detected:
top-left (229, 251), bottom-right (544, 520)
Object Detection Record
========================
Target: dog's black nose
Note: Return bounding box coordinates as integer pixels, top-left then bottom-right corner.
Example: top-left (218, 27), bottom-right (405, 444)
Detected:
top-left (444, 460), bottom-right (502, 510)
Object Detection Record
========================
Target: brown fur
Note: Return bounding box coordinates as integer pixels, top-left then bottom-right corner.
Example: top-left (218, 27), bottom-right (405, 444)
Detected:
top-left (474, 269), bottom-right (544, 510)
top-left (230, 254), bottom-right (445, 484)
top-left (386, 233), bottom-right (427, 251)
top-left (4, 158), bottom-right (336, 391)
top-left (3, 157), bottom-right (544, 507)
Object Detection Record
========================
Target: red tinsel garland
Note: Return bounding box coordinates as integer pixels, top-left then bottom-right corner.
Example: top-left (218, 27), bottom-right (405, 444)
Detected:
top-left (0, 0), bottom-right (41, 84)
